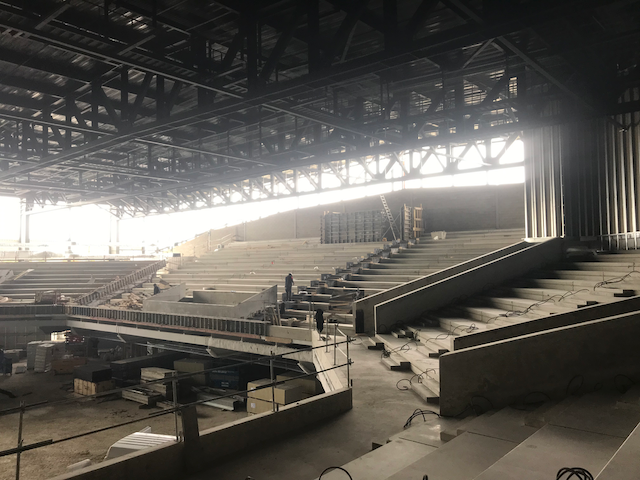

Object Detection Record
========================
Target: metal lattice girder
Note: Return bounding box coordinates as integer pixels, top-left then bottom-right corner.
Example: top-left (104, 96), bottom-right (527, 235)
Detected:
top-left (0, 0), bottom-right (632, 214)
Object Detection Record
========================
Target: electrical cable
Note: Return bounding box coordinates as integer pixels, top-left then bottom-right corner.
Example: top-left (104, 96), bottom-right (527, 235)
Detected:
top-left (593, 269), bottom-right (640, 290)
top-left (556, 467), bottom-right (594, 480)
top-left (318, 466), bottom-right (353, 480)
top-left (403, 408), bottom-right (440, 428)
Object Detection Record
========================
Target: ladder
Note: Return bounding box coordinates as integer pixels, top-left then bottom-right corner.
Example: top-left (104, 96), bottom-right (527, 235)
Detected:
top-left (380, 195), bottom-right (397, 241)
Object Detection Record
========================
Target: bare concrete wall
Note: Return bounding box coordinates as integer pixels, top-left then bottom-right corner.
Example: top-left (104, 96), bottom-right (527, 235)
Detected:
top-left (193, 290), bottom-right (254, 304)
top-left (49, 442), bottom-right (184, 480)
top-left (51, 388), bottom-right (352, 480)
top-left (198, 388), bottom-right (352, 464)
top-left (173, 185), bottom-right (524, 254)
top-left (439, 312), bottom-right (640, 416)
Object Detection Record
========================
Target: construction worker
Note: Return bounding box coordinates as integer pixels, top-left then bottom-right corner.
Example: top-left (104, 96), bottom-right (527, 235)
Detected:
top-left (284, 273), bottom-right (294, 301)
top-left (315, 309), bottom-right (324, 337)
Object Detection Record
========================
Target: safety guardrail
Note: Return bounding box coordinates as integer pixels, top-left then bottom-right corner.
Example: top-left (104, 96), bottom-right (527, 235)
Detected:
top-left (0, 304), bottom-right (65, 316)
top-left (599, 232), bottom-right (640, 251)
top-left (0, 302), bottom-right (269, 337)
top-left (75, 260), bottom-right (167, 306)
top-left (66, 306), bottom-right (270, 336)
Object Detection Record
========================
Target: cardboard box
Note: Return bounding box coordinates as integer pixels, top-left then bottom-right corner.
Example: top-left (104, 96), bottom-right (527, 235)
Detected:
top-left (247, 379), bottom-right (304, 405)
top-left (247, 398), bottom-right (276, 415)
top-left (276, 371), bottom-right (321, 395)
top-left (74, 379), bottom-right (114, 396)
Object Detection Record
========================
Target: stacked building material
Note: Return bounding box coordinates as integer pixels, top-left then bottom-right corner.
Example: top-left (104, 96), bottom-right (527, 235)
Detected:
top-left (73, 364), bottom-right (113, 395)
top-left (173, 358), bottom-right (213, 386)
top-left (140, 367), bottom-right (177, 399)
top-left (27, 341), bottom-right (51, 370)
top-left (110, 352), bottom-right (183, 386)
top-left (74, 363), bottom-right (112, 383)
top-left (246, 378), bottom-right (304, 415)
top-left (276, 371), bottom-right (321, 397)
top-left (74, 379), bottom-right (114, 396)
top-left (51, 356), bottom-right (87, 375)
top-left (121, 387), bottom-right (163, 406)
top-left (33, 343), bottom-right (64, 373)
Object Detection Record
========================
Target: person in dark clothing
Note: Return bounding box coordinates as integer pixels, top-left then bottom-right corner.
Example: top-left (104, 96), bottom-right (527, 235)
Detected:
top-left (284, 273), bottom-right (294, 301)
top-left (153, 284), bottom-right (160, 295)
top-left (315, 309), bottom-right (324, 335)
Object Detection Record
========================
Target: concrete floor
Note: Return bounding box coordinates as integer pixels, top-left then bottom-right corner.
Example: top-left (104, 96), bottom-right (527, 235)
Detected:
top-left (188, 341), bottom-right (429, 480)
top-left (0, 368), bottom-right (243, 480)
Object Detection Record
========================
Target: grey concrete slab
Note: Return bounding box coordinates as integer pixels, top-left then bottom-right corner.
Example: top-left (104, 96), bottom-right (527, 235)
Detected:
top-left (474, 425), bottom-right (623, 480)
top-left (318, 438), bottom-right (436, 480)
top-left (596, 421), bottom-right (640, 480)
top-left (389, 417), bottom-right (461, 448)
top-left (458, 406), bottom-right (539, 444)
top-left (386, 432), bottom-right (518, 480)
top-left (548, 391), bottom-right (640, 438)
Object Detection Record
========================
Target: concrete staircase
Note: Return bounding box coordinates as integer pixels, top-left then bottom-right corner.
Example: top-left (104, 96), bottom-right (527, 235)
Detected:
top-left (0, 260), bottom-right (157, 301)
top-left (319, 388), bottom-right (640, 479)
top-left (373, 249), bottom-right (640, 405)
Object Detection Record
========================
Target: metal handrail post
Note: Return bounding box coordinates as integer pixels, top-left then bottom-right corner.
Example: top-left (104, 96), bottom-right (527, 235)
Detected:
top-left (333, 324), bottom-right (337, 366)
top-left (172, 375), bottom-right (179, 441)
top-left (346, 336), bottom-right (350, 387)
top-left (15, 402), bottom-right (24, 480)
top-left (270, 354), bottom-right (276, 413)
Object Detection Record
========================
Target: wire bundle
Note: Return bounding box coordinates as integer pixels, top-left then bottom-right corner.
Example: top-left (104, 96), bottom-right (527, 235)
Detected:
top-left (556, 467), bottom-right (594, 480)
top-left (594, 270), bottom-right (640, 290)
top-left (403, 409), bottom-right (440, 429)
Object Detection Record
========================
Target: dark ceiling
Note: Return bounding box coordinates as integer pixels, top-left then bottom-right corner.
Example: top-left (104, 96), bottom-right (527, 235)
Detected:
top-left (0, 0), bottom-right (637, 216)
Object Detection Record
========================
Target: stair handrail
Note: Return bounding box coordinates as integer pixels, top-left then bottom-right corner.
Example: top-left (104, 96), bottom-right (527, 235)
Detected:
top-left (75, 259), bottom-right (167, 306)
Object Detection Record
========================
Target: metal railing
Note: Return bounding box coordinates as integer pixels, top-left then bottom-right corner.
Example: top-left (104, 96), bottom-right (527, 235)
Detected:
top-left (0, 303), bottom-right (269, 337)
top-left (75, 260), bottom-right (167, 305)
top-left (0, 304), bottom-right (65, 316)
top-left (599, 232), bottom-right (640, 251)
top-left (66, 306), bottom-right (270, 337)
top-left (0, 340), bottom-right (352, 480)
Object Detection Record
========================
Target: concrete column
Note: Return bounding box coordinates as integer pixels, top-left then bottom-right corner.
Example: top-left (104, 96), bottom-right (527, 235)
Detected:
top-left (18, 200), bottom-right (30, 249)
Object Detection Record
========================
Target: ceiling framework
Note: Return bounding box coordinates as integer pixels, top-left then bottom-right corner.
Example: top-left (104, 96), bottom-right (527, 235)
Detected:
top-left (0, 0), bottom-right (635, 217)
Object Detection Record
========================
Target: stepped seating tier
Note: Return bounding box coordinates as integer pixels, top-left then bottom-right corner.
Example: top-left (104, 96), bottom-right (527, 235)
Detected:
top-left (374, 246), bottom-right (640, 406)
top-left (0, 261), bottom-right (156, 301)
top-left (156, 230), bottom-right (524, 320)
top-left (323, 388), bottom-right (640, 480)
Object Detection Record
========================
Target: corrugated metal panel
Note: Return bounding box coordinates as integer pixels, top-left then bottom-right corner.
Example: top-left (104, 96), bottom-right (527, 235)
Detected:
top-left (525, 88), bottom-right (640, 248)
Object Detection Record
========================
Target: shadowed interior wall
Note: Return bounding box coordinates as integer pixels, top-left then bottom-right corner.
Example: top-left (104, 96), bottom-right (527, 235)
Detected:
top-left (176, 184), bottom-right (524, 252)
top-left (525, 89), bottom-right (640, 242)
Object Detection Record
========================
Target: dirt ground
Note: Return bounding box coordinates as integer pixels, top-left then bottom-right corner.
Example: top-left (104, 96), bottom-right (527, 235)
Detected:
top-left (0, 369), bottom-right (245, 480)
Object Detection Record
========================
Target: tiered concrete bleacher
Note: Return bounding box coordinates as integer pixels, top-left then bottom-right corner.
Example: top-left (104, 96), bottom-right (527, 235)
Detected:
top-left (156, 238), bottom-right (385, 316)
top-left (320, 388), bottom-right (640, 479)
top-left (0, 260), bottom-right (157, 301)
top-left (332, 229), bottom-right (525, 292)
top-left (157, 230), bottom-right (524, 324)
top-left (374, 249), bottom-right (640, 404)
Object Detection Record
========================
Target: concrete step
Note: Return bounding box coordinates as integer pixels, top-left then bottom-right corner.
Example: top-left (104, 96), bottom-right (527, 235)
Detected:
top-left (315, 438), bottom-right (437, 480)
top-left (474, 391), bottom-right (640, 480)
top-left (381, 355), bottom-right (411, 371)
top-left (385, 431), bottom-right (520, 480)
top-left (596, 421), bottom-right (640, 479)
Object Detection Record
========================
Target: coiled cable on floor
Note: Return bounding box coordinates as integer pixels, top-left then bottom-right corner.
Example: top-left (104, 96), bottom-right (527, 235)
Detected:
top-left (403, 408), bottom-right (440, 429)
top-left (556, 467), bottom-right (594, 480)
top-left (318, 466), bottom-right (353, 479)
